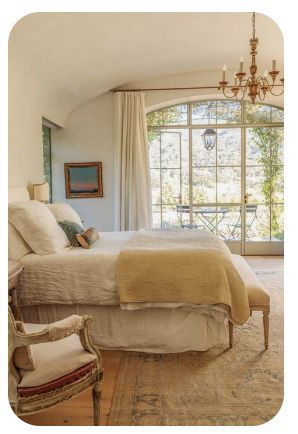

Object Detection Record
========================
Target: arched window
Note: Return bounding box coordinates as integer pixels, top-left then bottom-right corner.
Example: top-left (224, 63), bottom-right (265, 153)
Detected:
top-left (147, 100), bottom-right (284, 255)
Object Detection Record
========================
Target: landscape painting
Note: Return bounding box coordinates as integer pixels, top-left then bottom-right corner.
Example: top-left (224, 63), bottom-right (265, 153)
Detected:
top-left (64, 162), bottom-right (103, 198)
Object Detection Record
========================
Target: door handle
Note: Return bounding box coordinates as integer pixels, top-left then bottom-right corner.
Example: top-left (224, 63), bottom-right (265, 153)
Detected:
top-left (244, 193), bottom-right (252, 204)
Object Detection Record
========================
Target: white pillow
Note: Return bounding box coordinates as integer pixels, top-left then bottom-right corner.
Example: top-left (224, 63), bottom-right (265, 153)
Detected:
top-left (8, 201), bottom-right (70, 255)
top-left (46, 203), bottom-right (83, 226)
top-left (8, 222), bottom-right (32, 260)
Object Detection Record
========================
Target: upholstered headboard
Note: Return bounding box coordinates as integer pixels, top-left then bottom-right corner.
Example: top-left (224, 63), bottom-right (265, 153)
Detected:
top-left (8, 187), bottom-right (30, 203)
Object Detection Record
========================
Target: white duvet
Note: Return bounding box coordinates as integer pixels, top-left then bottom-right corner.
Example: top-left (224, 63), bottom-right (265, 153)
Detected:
top-left (18, 231), bottom-right (229, 318)
top-left (19, 231), bottom-right (134, 307)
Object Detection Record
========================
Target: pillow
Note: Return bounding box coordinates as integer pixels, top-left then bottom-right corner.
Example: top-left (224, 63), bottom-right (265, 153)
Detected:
top-left (14, 322), bottom-right (36, 371)
top-left (58, 220), bottom-right (84, 247)
top-left (8, 200), bottom-right (70, 255)
top-left (76, 228), bottom-right (99, 249)
top-left (46, 203), bottom-right (83, 227)
top-left (8, 222), bottom-right (32, 260)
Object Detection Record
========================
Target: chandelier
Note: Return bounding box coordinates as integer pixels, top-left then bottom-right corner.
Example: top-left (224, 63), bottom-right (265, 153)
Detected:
top-left (218, 12), bottom-right (284, 103)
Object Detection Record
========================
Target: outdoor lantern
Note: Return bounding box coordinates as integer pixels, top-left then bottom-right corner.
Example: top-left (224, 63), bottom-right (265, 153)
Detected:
top-left (201, 128), bottom-right (217, 151)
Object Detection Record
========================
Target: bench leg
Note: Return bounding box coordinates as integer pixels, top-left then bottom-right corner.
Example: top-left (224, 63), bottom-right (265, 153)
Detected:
top-left (228, 321), bottom-right (233, 348)
top-left (263, 311), bottom-right (269, 350)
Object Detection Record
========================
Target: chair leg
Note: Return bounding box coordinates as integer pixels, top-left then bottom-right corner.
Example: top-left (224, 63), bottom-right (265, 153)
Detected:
top-left (228, 321), bottom-right (233, 348)
top-left (92, 382), bottom-right (102, 426)
top-left (263, 311), bottom-right (269, 350)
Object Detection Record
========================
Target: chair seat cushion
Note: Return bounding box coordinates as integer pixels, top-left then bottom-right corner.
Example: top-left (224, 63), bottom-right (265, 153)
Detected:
top-left (18, 361), bottom-right (97, 397)
top-left (232, 254), bottom-right (270, 306)
top-left (18, 323), bottom-right (97, 388)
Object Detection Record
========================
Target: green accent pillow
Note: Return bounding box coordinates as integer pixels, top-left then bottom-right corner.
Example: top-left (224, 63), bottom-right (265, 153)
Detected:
top-left (58, 220), bottom-right (84, 247)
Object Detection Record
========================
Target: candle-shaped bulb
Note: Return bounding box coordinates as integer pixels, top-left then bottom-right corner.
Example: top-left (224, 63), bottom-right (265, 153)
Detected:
top-left (222, 64), bottom-right (226, 81)
top-left (239, 57), bottom-right (244, 73)
top-left (272, 58), bottom-right (277, 71)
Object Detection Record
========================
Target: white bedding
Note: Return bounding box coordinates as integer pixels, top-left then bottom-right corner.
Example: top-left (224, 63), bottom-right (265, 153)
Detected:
top-left (18, 230), bottom-right (229, 317)
top-left (19, 231), bottom-right (134, 306)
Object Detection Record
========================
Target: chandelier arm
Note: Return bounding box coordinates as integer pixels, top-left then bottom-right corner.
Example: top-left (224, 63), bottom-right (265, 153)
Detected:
top-left (268, 88), bottom-right (285, 97)
top-left (221, 89), bottom-right (238, 99)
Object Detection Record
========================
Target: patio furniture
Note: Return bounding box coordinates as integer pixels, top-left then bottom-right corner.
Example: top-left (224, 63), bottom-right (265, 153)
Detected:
top-left (194, 207), bottom-right (229, 238)
top-left (228, 255), bottom-right (270, 350)
top-left (227, 205), bottom-right (258, 240)
top-left (176, 205), bottom-right (206, 230)
top-left (8, 261), bottom-right (103, 425)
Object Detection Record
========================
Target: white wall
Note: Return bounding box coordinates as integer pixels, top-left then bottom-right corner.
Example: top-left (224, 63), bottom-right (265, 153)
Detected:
top-left (8, 53), bottom-right (44, 196)
top-left (51, 94), bottom-right (114, 231)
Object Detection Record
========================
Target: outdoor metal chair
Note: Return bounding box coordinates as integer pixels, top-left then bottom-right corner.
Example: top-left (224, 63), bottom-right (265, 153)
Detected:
top-left (227, 205), bottom-right (258, 240)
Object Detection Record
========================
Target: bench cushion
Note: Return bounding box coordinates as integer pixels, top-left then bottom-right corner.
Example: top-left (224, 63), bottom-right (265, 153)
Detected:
top-left (232, 255), bottom-right (270, 306)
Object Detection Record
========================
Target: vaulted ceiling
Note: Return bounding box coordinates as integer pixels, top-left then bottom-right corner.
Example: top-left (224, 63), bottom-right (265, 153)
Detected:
top-left (9, 12), bottom-right (283, 123)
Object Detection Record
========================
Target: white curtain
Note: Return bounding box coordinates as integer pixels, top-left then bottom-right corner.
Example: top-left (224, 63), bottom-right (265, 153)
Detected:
top-left (114, 91), bottom-right (152, 231)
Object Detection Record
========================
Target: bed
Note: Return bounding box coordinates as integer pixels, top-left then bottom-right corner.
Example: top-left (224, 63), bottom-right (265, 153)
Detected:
top-left (8, 188), bottom-right (249, 353)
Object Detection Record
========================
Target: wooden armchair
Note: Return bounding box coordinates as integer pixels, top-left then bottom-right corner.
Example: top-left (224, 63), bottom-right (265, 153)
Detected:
top-left (8, 309), bottom-right (103, 425)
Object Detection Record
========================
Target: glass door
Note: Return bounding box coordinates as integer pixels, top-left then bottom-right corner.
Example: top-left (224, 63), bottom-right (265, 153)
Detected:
top-left (244, 125), bottom-right (284, 255)
top-left (147, 100), bottom-right (284, 255)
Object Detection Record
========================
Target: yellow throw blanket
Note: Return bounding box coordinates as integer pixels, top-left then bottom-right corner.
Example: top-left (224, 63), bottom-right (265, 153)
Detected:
top-left (117, 229), bottom-right (250, 325)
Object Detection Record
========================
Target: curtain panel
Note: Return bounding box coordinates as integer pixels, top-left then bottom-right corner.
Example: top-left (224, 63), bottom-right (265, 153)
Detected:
top-left (114, 91), bottom-right (152, 231)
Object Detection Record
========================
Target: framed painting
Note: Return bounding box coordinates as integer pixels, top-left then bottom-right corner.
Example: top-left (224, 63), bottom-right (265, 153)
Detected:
top-left (64, 162), bottom-right (103, 198)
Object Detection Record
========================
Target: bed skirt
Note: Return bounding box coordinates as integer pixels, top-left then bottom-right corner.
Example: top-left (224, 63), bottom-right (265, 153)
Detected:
top-left (21, 304), bottom-right (229, 353)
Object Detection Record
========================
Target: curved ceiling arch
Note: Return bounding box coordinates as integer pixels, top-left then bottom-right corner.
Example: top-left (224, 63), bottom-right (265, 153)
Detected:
top-left (9, 12), bottom-right (283, 125)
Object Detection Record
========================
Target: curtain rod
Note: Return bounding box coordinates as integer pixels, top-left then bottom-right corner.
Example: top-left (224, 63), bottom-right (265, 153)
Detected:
top-left (111, 84), bottom-right (283, 93)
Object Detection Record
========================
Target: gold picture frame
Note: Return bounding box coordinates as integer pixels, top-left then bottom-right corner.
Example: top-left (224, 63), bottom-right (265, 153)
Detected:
top-left (64, 162), bottom-right (103, 198)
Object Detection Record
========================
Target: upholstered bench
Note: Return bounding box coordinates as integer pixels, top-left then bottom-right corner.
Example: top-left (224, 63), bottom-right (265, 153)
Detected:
top-left (229, 255), bottom-right (270, 350)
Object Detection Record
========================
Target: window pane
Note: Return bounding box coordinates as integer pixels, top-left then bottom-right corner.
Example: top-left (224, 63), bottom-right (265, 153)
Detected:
top-left (271, 204), bottom-right (284, 241)
top-left (148, 131), bottom-right (160, 168)
top-left (161, 169), bottom-right (180, 204)
top-left (246, 127), bottom-right (284, 166)
top-left (271, 107), bottom-right (284, 123)
top-left (161, 131), bottom-right (180, 168)
top-left (246, 166), bottom-right (269, 203)
top-left (193, 168), bottom-right (216, 203)
top-left (217, 167), bottom-right (241, 203)
top-left (246, 204), bottom-right (270, 241)
top-left (271, 166), bottom-right (284, 203)
top-left (181, 170), bottom-right (190, 205)
top-left (271, 128), bottom-right (284, 165)
top-left (147, 104), bottom-right (187, 126)
top-left (152, 205), bottom-right (161, 228)
top-left (192, 101), bottom-right (216, 125)
top-left (162, 205), bottom-right (180, 228)
top-left (216, 101), bottom-right (241, 124)
top-left (192, 129), bottom-right (216, 166)
top-left (217, 128), bottom-right (241, 166)
top-left (150, 169), bottom-right (161, 205)
top-left (245, 103), bottom-right (271, 123)
top-left (42, 125), bottom-right (52, 202)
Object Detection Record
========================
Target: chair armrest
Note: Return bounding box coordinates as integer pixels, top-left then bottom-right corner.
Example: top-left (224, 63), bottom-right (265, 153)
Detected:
top-left (14, 315), bottom-right (93, 347)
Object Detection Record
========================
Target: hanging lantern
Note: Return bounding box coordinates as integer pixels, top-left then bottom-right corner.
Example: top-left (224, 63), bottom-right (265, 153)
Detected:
top-left (201, 128), bottom-right (216, 151)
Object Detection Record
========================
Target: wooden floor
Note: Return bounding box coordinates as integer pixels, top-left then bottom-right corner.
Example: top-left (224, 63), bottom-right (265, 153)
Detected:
top-left (20, 256), bottom-right (283, 426)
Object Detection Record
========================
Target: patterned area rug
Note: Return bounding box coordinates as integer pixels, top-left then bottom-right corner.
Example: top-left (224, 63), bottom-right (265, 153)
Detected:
top-left (108, 271), bottom-right (283, 426)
